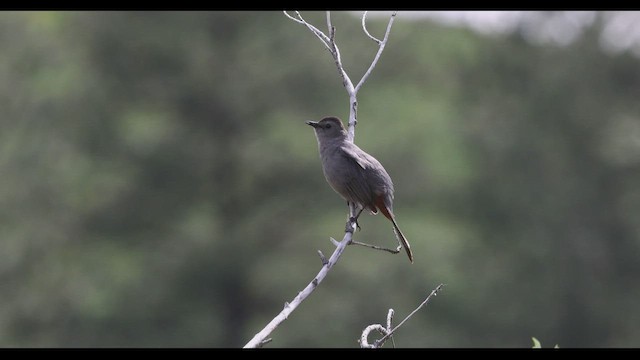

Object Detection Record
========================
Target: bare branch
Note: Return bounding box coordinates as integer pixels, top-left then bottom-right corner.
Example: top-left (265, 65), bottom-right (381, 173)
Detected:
top-left (386, 308), bottom-right (396, 348)
top-left (350, 240), bottom-right (401, 255)
top-left (328, 23), bottom-right (356, 98)
top-left (355, 11), bottom-right (397, 94)
top-left (359, 324), bottom-right (388, 348)
top-left (283, 10), bottom-right (304, 24)
top-left (362, 11), bottom-right (382, 45)
top-left (326, 11), bottom-right (332, 35)
top-left (329, 236), bottom-right (340, 247)
top-left (257, 338), bottom-right (272, 348)
top-left (373, 284), bottom-right (445, 348)
top-left (386, 308), bottom-right (394, 330)
top-left (247, 12), bottom-right (403, 348)
top-left (284, 11), bottom-right (356, 104)
top-left (283, 11), bottom-right (332, 53)
top-left (317, 250), bottom-right (328, 265)
top-left (243, 226), bottom-right (357, 348)
top-left (359, 309), bottom-right (396, 348)
top-left (284, 10), bottom-right (397, 141)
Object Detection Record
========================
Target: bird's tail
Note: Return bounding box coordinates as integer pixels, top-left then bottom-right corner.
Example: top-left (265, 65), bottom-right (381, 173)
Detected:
top-left (390, 216), bottom-right (414, 264)
top-left (376, 199), bottom-right (414, 263)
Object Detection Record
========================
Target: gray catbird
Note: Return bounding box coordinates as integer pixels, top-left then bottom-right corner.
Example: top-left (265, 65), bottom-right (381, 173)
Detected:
top-left (306, 116), bottom-right (414, 263)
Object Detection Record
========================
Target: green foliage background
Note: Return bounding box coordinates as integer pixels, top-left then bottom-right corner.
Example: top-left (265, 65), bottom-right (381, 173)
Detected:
top-left (2, 11), bottom-right (639, 347)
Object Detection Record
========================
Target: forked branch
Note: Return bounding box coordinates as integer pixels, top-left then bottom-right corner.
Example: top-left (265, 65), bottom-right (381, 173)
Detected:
top-left (243, 11), bottom-right (398, 348)
top-left (283, 10), bottom-right (397, 142)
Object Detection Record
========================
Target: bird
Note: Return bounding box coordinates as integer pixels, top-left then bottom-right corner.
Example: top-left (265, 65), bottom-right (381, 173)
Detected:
top-left (306, 116), bottom-right (413, 263)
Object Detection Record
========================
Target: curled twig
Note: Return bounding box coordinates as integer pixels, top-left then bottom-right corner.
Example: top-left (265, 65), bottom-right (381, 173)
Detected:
top-left (360, 284), bottom-right (445, 348)
top-left (359, 324), bottom-right (389, 348)
top-left (362, 11), bottom-right (382, 44)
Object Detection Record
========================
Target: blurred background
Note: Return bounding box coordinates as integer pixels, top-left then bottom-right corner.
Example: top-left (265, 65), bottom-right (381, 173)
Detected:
top-left (1, 11), bottom-right (640, 348)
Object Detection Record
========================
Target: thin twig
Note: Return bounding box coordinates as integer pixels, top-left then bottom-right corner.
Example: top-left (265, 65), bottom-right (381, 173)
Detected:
top-left (257, 338), bottom-right (272, 348)
top-left (326, 11), bottom-right (332, 36)
top-left (284, 11), bottom-right (355, 100)
top-left (386, 309), bottom-right (396, 348)
top-left (323, 11), bottom-right (355, 116)
top-left (317, 250), bottom-right (328, 265)
top-left (283, 11), bottom-right (332, 53)
top-left (329, 236), bottom-right (340, 247)
top-left (283, 10), bottom-right (304, 24)
top-left (362, 11), bottom-right (382, 44)
top-left (355, 11), bottom-right (397, 94)
top-left (373, 284), bottom-right (445, 347)
top-left (329, 24), bottom-right (355, 97)
top-left (350, 240), bottom-right (400, 255)
top-left (294, 11), bottom-right (331, 46)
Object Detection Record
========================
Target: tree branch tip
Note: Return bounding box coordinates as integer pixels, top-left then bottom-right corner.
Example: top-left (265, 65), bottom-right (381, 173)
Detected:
top-left (317, 250), bottom-right (328, 265)
top-left (361, 11), bottom-right (382, 45)
top-left (283, 10), bottom-right (303, 24)
top-left (329, 237), bottom-right (340, 246)
top-left (258, 338), bottom-right (273, 347)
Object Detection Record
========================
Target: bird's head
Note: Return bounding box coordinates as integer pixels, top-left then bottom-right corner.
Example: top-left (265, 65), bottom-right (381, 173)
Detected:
top-left (306, 116), bottom-right (348, 141)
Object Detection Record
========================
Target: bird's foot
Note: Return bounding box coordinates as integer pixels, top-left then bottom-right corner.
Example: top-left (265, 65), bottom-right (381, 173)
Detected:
top-left (345, 216), bottom-right (361, 233)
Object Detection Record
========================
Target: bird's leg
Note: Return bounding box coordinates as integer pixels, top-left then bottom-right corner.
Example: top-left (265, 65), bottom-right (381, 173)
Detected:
top-left (345, 202), bottom-right (364, 233)
top-left (353, 206), bottom-right (364, 231)
top-left (345, 202), bottom-right (355, 233)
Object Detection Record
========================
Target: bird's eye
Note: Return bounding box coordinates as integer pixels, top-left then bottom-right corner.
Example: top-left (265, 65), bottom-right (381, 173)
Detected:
top-left (325, 124), bottom-right (332, 129)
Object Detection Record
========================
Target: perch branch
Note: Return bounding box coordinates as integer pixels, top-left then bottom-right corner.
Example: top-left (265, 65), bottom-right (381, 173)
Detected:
top-left (245, 11), bottom-right (400, 348)
top-left (243, 222), bottom-right (357, 348)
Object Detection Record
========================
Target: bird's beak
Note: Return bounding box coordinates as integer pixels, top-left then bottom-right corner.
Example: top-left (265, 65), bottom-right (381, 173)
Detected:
top-left (306, 121), bottom-right (320, 128)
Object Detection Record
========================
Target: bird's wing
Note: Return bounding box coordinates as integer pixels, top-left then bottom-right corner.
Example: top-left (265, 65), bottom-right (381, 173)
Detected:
top-left (341, 143), bottom-right (394, 199)
top-left (339, 144), bottom-right (390, 209)
top-left (341, 144), bottom-right (377, 170)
